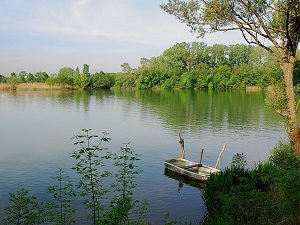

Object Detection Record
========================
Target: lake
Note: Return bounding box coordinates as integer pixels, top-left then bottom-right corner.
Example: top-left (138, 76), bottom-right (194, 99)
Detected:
top-left (0, 89), bottom-right (287, 224)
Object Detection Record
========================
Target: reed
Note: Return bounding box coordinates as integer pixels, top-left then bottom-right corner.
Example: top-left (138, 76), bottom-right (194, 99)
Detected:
top-left (0, 82), bottom-right (76, 90)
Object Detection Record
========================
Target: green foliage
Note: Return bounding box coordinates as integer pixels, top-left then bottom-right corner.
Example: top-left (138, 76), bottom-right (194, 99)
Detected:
top-left (269, 141), bottom-right (300, 169)
top-left (0, 74), bottom-right (7, 83)
top-left (203, 144), bottom-right (300, 225)
top-left (103, 143), bottom-right (148, 224)
top-left (114, 74), bottom-right (136, 88)
top-left (74, 73), bottom-right (90, 89)
top-left (265, 83), bottom-right (288, 118)
top-left (4, 188), bottom-right (46, 225)
top-left (46, 168), bottom-right (76, 225)
top-left (179, 72), bottom-right (196, 89)
top-left (7, 76), bottom-right (20, 89)
top-left (212, 65), bottom-right (233, 88)
top-left (57, 67), bottom-right (75, 85)
top-left (83, 64), bottom-right (90, 76)
top-left (91, 71), bottom-right (114, 89)
top-left (70, 129), bottom-right (111, 224)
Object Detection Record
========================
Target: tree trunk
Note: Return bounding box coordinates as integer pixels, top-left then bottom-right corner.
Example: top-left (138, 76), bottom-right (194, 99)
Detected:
top-left (282, 58), bottom-right (300, 155)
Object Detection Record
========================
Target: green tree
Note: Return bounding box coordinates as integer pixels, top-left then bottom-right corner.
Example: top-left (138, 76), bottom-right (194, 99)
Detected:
top-left (161, 0), bottom-right (300, 154)
top-left (179, 72), bottom-right (196, 88)
top-left (194, 62), bottom-right (211, 88)
top-left (83, 64), bottom-right (90, 76)
top-left (35, 72), bottom-right (49, 83)
top-left (0, 74), bottom-right (7, 83)
top-left (74, 73), bottom-right (90, 89)
top-left (7, 73), bottom-right (20, 90)
top-left (18, 71), bottom-right (27, 83)
top-left (228, 44), bottom-right (254, 68)
top-left (57, 67), bottom-right (75, 85)
top-left (92, 71), bottom-right (114, 89)
top-left (26, 73), bottom-right (36, 83)
top-left (121, 63), bottom-right (135, 74)
top-left (213, 65), bottom-right (233, 88)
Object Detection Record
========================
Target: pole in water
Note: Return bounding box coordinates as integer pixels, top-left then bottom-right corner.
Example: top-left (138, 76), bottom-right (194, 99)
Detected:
top-left (179, 133), bottom-right (186, 159)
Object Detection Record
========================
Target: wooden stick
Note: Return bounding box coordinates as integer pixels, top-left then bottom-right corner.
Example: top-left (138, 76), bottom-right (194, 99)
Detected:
top-left (215, 144), bottom-right (227, 169)
top-left (179, 133), bottom-right (186, 159)
top-left (199, 149), bottom-right (204, 165)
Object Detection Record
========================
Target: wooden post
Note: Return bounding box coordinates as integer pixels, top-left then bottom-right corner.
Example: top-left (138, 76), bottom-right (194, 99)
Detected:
top-left (179, 133), bottom-right (186, 159)
top-left (215, 144), bottom-right (226, 169)
top-left (199, 149), bottom-right (204, 165)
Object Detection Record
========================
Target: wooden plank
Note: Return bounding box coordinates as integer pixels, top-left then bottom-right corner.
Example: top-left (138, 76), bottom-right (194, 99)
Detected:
top-left (182, 163), bottom-right (202, 169)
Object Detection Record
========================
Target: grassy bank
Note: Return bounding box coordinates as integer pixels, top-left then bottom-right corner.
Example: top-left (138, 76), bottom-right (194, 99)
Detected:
top-left (202, 142), bottom-right (300, 225)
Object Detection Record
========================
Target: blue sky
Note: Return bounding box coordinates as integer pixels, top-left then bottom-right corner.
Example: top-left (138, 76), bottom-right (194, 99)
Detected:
top-left (0, 0), bottom-right (245, 76)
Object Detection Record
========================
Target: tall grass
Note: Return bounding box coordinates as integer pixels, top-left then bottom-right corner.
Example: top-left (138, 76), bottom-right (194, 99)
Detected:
top-left (0, 82), bottom-right (75, 90)
top-left (202, 142), bottom-right (300, 225)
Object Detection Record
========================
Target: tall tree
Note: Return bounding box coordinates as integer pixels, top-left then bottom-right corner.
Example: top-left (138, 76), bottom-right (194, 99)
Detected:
top-left (83, 64), bottom-right (90, 76)
top-left (161, 0), bottom-right (300, 154)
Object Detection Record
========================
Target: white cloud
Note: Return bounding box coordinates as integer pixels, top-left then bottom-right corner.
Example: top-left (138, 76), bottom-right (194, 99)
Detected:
top-left (0, 0), bottom-right (246, 75)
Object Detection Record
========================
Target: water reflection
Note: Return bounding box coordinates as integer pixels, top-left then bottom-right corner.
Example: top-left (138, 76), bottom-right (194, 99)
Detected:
top-left (164, 169), bottom-right (205, 190)
top-left (0, 89), bottom-right (287, 224)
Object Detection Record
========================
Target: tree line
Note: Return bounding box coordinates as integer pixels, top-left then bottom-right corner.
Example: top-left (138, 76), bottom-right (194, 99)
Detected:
top-left (1, 42), bottom-right (299, 90)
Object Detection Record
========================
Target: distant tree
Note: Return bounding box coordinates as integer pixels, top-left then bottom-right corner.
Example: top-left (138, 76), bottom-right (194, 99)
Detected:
top-left (75, 67), bottom-right (80, 76)
top-left (194, 62), bottom-right (211, 88)
top-left (161, 0), bottom-right (300, 154)
top-left (213, 65), bottom-right (233, 88)
top-left (207, 44), bottom-right (229, 68)
top-left (27, 73), bottom-right (36, 83)
top-left (140, 58), bottom-right (151, 67)
top-left (35, 72), bottom-right (49, 83)
top-left (179, 72), bottom-right (196, 88)
top-left (74, 73), bottom-right (90, 89)
top-left (7, 75), bottom-right (20, 90)
top-left (0, 74), bottom-right (7, 83)
top-left (228, 44), bottom-right (254, 67)
top-left (92, 71), bottom-right (114, 89)
top-left (57, 67), bottom-right (75, 85)
top-left (83, 64), bottom-right (90, 76)
top-left (18, 71), bottom-right (27, 83)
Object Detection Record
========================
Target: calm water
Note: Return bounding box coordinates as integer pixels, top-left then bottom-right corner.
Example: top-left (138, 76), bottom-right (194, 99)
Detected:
top-left (0, 89), bottom-right (287, 224)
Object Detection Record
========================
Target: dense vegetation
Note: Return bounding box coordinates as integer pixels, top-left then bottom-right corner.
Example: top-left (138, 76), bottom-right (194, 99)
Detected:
top-left (202, 143), bottom-right (300, 225)
top-left (1, 43), bottom-right (299, 90)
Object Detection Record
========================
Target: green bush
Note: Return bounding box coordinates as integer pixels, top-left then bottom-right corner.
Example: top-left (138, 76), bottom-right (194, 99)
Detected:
top-left (202, 148), bottom-right (300, 225)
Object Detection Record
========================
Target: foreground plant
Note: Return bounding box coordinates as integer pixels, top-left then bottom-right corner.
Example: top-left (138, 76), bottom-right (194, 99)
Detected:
top-left (46, 168), bottom-right (77, 225)
top-left (103, 143), bottom-right (148, 224)
top-left (4, 188), bottom-right (46, 225)
top-left (70, 129), bottom-right (111, 225)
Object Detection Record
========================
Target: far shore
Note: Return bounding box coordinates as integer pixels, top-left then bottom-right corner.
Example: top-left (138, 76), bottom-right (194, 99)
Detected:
top-left (0, 82), bottom-right (264, 92)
